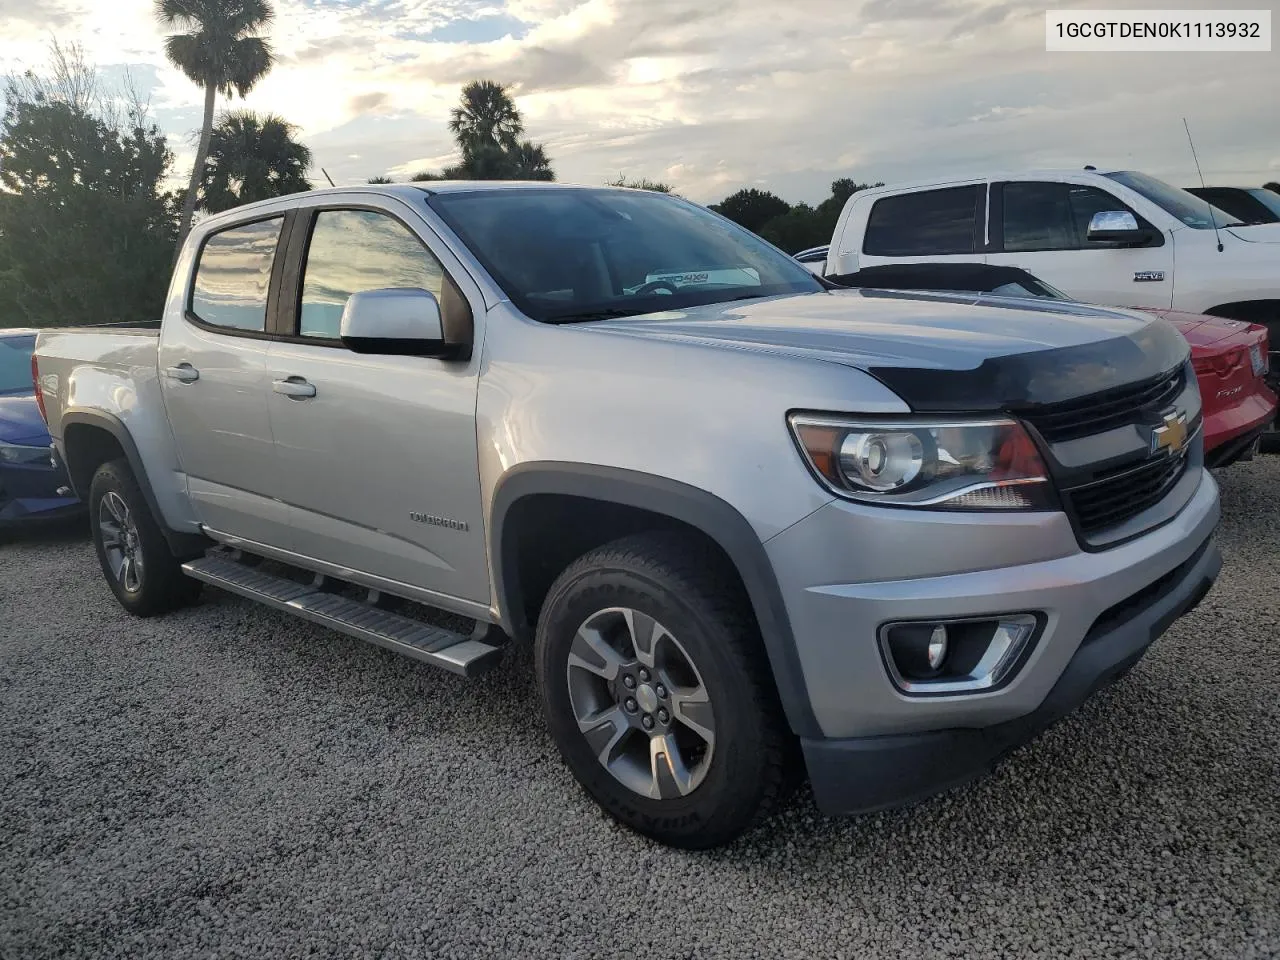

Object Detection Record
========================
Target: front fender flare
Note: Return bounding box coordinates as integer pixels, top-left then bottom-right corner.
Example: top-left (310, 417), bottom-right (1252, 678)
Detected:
top-left (490, 462), bottom-right (821, 738)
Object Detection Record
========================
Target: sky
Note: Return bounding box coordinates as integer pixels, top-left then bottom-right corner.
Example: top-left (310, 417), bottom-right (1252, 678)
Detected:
top-left (1, 0), bottom-right (1277, 204)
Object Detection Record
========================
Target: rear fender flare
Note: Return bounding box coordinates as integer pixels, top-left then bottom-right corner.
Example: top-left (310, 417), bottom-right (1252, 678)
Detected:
top-left (61, 409), bottom-right (207, 556)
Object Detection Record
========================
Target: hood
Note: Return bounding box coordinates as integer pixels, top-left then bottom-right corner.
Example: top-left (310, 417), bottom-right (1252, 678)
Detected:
top-left (1227, 223), bottom-right (1280, 244)
top-left (0, 394), bottom-right (51, 445)
top-left (1138, 308), bottom-right (1259, 347)
top-left (587, 290), bottom-right (1188, 412)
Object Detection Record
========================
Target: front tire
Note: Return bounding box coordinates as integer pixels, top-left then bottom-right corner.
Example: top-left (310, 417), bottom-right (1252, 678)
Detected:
top-left (89, 459), bottom-right (201, 617)
top-left (535, 533), bottom-right (791, 849)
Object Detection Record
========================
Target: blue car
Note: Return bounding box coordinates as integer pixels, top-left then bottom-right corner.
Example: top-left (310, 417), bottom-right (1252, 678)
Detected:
top-left (0, 330), bottom-right (81, 526)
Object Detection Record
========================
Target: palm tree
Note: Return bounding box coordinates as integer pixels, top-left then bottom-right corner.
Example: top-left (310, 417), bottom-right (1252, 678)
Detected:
top-left (199, 111), bottom-right (311, 213)
top-left (448, 80), bottom-right (523, 157)
top-left (156, 0), bottom-right (275, 245)
top-left (507, 140), bottom-right (555, 181)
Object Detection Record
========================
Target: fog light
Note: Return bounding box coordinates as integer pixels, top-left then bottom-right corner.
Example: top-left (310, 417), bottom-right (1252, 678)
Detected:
top-left (880, 614), bottom-right (1040, 695)
top-left (927, 624), bottom-right (948, 670)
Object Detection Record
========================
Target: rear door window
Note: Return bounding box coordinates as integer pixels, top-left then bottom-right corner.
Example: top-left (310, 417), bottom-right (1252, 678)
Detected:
top-left (863, 187), bottom-right (981, 256)
top-left (189, 218), bottom-right (284, 332)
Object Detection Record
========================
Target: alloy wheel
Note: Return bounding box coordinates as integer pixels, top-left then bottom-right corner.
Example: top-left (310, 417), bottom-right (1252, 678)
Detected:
top-left (565, 607), bottom-right (716, 800)
top-left (98, 491), bottom-right (144, 593)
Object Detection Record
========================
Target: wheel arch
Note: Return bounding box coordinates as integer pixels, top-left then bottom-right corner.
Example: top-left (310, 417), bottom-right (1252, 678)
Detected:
top-left (61, 410), bottom-right (207, 556)
top-left (489, 462), bottom-right (821, 737)
top-left (1202, 299), bottom-right (1280, 326)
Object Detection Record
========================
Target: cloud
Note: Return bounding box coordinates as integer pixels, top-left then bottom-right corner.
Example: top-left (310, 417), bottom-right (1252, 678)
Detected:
top-left (348, 91), bottom-right (391, 114)
top-left (1, 0), bottom-right (1276, 204)
top-left (0, 0), bottom-right (77, 28)
top-left (859, 0), bottom-right (964, 20)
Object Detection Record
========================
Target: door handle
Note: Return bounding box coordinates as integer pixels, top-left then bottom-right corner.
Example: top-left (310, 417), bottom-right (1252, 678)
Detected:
top-left (273, 376), bottom-right (317, 399)
top-left (164, 364), bottom-right (199, 383)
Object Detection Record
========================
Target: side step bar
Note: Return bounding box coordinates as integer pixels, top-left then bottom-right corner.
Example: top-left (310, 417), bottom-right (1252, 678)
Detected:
top-left (182, 554), bottom-right (505, 677)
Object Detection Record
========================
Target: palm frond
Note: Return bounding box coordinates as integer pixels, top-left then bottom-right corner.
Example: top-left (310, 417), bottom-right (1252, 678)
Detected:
top-left (227, 0), bottom-right (275, 35)
top-left (162, 34), bottom-right (211, 85)
top-left (219, 36), bottom-right (274, 97)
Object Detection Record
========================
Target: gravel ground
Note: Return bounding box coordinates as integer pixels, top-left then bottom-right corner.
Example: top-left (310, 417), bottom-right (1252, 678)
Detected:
top-left (2, 463), bottom-right (1278, 960)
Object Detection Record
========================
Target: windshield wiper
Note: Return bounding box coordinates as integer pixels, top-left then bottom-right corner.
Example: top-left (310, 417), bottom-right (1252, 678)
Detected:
top-left (542, 308), bottom-right (646, 324)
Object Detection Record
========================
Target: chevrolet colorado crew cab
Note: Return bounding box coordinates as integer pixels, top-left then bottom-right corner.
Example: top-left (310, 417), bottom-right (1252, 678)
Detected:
top-left (34, 183), bottom-right (1221, 848)
top-left (820, 169), bottom-right (1280, 352)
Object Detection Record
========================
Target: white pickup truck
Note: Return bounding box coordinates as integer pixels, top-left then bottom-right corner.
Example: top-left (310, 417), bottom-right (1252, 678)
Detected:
top-left (33, 182), bottom-right (1221, 848)
top-left (819, 168), bottom-right (1280, 345)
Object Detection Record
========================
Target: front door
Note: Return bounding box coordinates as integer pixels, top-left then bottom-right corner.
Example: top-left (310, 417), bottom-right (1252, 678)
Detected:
top-left (265, 200), bottom-right (489, 605)
top-left (158, 214), bottom-right (294, 547)
top-left (986, 180), bottom-right (1175, 310)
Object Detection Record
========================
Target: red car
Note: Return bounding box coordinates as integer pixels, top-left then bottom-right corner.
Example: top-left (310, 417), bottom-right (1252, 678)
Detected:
top-left (821, 262), bottom-right (1278, 466)
top-left (1146, 309), bottom-right (1276, 464)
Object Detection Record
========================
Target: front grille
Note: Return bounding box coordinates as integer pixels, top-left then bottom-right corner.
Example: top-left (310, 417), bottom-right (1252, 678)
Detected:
top-left (1022, 365), bottom-right (1185, 443)
top-left (1064, 448), bottom-right (1190, 534)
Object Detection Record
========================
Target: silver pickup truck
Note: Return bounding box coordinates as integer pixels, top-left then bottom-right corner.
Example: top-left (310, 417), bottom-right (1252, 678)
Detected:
top-left (34, 183), bottom-right (1222, 848)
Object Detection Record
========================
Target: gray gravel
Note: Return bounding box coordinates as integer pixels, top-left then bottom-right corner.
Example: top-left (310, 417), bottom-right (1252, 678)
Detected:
top-left (2, 463), bottom-right (1278, 960)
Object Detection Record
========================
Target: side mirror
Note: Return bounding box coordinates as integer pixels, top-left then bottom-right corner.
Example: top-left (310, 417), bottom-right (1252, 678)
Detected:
top-left (1086, 210), bottom-right (1151, 245)
top-left (340, 288), bottom-right (457, 357)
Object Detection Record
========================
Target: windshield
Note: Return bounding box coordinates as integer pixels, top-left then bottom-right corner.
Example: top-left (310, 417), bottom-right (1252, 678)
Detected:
top-left (990, 277), bottom-right (1072, 301)
top-left (0, 335), bottom-right (35, 395)
top-left (428, 188), bottom-right (822, 322)
top-left (1248, 189), bottom-right (1280, 219)
top-left (1106, 171), bottom-right (1238, 230)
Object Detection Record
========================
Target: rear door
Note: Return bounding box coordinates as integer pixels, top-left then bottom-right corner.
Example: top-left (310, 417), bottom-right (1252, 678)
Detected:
top-left (858, 184), bottom-right (988, 270)
top-left (986, 179), bottom-right (1175, 310)
top-left (264, 195), bottom-right (489, 605)
top-left (158, 213), bottom-right (295, 547)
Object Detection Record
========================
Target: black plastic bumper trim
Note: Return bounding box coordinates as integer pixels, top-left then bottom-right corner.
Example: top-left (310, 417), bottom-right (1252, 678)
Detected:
top-left (801, 536), bottom-right (1221, 817)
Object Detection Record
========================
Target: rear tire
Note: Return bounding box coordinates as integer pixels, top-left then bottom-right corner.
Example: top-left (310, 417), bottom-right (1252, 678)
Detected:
top-left (89, 459), bottom-right (201, 617)
top-left (535, 532), bottom-right (792, 849)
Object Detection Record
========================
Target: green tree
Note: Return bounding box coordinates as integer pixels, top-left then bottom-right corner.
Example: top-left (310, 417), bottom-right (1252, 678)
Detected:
top-left (710, 188), bottom-right (791, 234)
top-left (414, 80), bottom-right (556, 182)
top-left (710, 178), bottom-right (883, 253)
top-left (1265, 182), bottom-right (1280, 194)
top-left (367, 175), bottom-right (394, 184)
top-left (0, 44), bottom-right (176, 328)
top-left (507, 140), bottom-right (555, 181)
top-left (758, 203), bottom-right (829, 252)
top-left (157, 0), bottom-right (275, 246)
top-left (198, 110), bottom-right (312, 212)
top-left (448, 79), bottom-right (523, 156)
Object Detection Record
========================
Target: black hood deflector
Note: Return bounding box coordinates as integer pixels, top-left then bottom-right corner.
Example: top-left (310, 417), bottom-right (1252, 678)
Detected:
top-left (866, 317), bottom-right (1189, 413)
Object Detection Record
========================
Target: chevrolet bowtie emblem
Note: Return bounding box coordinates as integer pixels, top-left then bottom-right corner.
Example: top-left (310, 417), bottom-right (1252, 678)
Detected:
top-left (1151, 411), bottom-right (1189, 457)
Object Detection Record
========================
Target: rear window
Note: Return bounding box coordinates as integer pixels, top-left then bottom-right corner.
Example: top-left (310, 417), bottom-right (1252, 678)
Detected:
top-left (0, 335), bottom-right (35, 395)
top-left (190, 218), bottom-right (284, 332)
top-left (863, 186), bottom-right (981, 256)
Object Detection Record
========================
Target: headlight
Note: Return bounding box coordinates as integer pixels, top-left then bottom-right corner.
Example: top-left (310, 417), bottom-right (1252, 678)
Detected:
top-left (789, 414), bottom-right (1054, 510)
top-left (0, 442), bottom-right (54, 466)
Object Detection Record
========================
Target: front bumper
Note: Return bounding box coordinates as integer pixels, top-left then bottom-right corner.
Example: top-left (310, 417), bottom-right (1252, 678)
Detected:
top-left (801, 535), bottom-right (1219, 815)
top-left (763, 466), bottom-right (1221, 814)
